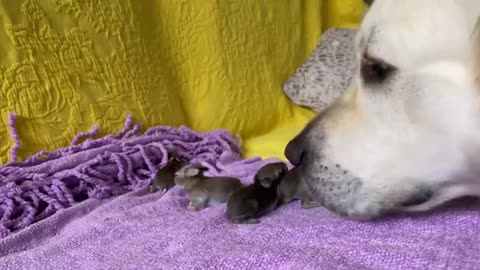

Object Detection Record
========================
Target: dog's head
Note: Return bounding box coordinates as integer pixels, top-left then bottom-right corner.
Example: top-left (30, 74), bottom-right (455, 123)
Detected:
top-left (287, 0), bottom-right (480, 220)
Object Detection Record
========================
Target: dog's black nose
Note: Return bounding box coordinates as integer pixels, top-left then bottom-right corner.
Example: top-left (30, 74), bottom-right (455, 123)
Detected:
top-left (285, 112), bottom-right (325, 166)
top-left (363, 0), bottom-right (374, 7)
top-left (284, 136), bottom-right (307, 166)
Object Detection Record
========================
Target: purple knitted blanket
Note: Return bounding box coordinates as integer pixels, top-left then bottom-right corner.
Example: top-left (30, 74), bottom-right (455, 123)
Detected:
top-left (1, 115), bottom-right (480, 269)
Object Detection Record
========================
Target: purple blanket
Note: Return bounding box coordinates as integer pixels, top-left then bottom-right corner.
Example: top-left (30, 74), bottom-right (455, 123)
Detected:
top-left (1, 115), bottom-right (480, 269)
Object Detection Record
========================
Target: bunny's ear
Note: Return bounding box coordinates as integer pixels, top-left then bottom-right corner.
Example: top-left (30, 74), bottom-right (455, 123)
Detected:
top-left (183, 166), bottom-right (200, 177)
top-left (184, 165), bottom-right (208, 177)
top-left (254, 176), bottom-right (272, 188)
top-left (197, 166), bottom-right (209, 172)
top-left (168, 152), bottom-right (179, 161)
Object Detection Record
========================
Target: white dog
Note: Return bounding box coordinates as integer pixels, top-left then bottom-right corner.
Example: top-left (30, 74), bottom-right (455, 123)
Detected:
top-left (285, 0), bottom-right (480, 220)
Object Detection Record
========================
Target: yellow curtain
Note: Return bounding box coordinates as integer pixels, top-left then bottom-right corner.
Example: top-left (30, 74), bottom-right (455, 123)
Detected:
top-left (0, 0), bottom-right (366, 164)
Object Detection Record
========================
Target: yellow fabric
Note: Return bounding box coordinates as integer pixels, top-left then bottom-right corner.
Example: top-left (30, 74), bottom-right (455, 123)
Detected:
top-left (0, 0), bottom-right (365, 164)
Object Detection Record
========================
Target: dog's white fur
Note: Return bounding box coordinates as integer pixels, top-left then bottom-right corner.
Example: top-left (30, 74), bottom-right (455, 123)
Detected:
top-left (292, 0), bottom-right (480, 219)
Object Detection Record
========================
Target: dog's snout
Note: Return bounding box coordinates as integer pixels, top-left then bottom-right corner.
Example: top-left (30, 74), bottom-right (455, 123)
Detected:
top-left (284, 136), bottom-right (307, 166)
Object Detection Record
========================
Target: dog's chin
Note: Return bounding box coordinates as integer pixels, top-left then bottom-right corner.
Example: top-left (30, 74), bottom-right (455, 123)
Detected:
top-left (297, 156), bottom-right (442, 220)
top-left (297, 160), bottom-right (379, 220)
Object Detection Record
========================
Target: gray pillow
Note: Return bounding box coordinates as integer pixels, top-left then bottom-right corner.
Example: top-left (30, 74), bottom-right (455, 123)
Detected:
top-left (283, 28), bottom-right (357, 112)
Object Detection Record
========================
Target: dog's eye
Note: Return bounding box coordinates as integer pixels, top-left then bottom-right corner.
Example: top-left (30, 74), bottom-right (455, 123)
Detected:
top-left (360, 54), bottom-right (396, 85)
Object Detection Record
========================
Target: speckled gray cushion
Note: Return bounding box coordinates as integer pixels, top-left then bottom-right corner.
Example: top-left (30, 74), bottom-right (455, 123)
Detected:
top-left (283, 28), bottom-right (357, 112)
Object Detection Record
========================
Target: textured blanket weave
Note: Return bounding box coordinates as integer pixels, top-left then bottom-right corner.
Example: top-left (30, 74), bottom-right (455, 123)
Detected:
top-left (1, 116), bottom-right (480, 269)
top-left (0, 113), bottom-right (270, 238)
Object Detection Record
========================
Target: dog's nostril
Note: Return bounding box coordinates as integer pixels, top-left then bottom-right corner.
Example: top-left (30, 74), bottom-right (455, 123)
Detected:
top-left (284, 137), bottom-right (307, 166)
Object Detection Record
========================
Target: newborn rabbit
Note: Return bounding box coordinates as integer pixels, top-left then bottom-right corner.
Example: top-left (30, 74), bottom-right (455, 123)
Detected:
top-left (174, 164), bottom-right (243, 211)
top-left (149, 153), bottom-right (184, 193)
top-left (277, 167), bottom-right (321, 209)
top-left (227, 162), bottom-right (287, 224)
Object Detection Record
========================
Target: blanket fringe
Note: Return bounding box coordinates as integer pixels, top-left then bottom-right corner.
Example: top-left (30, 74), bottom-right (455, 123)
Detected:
top-left (8, 113), bottom-right (20, 163)
top-left (0, 113), bottom-right (244, 238)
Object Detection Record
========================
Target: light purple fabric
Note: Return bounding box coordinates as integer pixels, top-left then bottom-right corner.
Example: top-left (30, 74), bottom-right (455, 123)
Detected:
top-left (1, 186), bottom-right (479, 269)
top-left (1, 115), bottom-right (480, 269)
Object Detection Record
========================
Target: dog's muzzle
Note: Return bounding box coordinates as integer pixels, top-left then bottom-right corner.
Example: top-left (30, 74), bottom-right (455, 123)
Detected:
top-left (284, 122), bottom-right (433, 220)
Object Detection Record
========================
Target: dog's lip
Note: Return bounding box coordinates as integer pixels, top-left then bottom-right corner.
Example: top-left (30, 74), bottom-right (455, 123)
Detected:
top-left (399, 189), bottom-right (434, 208)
